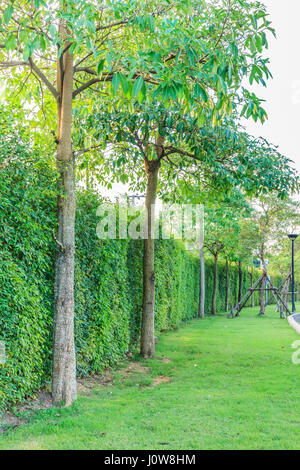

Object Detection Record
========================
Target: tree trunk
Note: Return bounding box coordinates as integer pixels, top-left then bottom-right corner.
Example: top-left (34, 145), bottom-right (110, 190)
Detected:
top-left (238, 260), bottom-right (242, 304)
top-left (52, 43), bottom-right (77, 406)
top-left (140, 158), bottom-right (160, 358)
top-left (282, 275), bottom-right (291, 318)
top-left (259, 242), bottom-right (266, 316)
top-left (225, 258), bottom-right (229, 312)
top-left (259, 276), bottom-right (266, 316)
top-left (212, 252), bottom-right (218, 315)
top-left (198, 247), bottom-right (205, 318)
top-left (251, 265), bottom-right (254, 308)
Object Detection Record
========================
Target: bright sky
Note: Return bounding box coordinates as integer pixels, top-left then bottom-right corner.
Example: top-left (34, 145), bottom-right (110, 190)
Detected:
top-left (243, 0), bottom-right (300, 174)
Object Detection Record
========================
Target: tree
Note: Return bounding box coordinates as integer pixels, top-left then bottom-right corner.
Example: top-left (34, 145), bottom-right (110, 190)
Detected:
top-left (204, 192), bottom-right (249, 314)
top-left (225, 214), bottom-right (257, 306)
top-left (235, 218), bottom-right (262, 307)
top-left (3, 0), bottom-right (249, 403)
top-left (248, 195), bottom-right (300, 315)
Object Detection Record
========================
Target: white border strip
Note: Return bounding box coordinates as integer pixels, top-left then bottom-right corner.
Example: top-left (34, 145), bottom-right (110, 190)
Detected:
top-left (288, 314), bottom-right (300, 335)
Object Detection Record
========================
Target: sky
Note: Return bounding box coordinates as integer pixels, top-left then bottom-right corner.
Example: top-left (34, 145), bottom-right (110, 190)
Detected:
top-left (243, 0), bottom-right (300, 174)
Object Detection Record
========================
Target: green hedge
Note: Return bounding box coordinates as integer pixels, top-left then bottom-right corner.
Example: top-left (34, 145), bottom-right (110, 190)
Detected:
top-left (0, 132), bottom-right (279, 411)
top-left (0, 130), bottom-right (56, 409)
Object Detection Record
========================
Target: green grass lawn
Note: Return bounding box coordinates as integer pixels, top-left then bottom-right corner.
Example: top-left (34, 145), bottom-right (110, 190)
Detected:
top-left (0, 303), bottom-right (299, 450)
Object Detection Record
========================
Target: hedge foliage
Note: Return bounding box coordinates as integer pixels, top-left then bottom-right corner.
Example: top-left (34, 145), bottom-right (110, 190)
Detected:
top-left (0, 116), bottom-right (56, 410)
top-left (0, 122), bottom-right (279, 411)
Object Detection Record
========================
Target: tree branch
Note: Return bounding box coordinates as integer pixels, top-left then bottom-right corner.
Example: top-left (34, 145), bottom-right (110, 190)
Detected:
top-left (28, 58), bottom-right (59, 100)
top-left (74, 144), bottom-right (104, 158)
top-left (164, 146), bottom-right (202, 160)
top-left (72, 77), bottom-right (112, 98)
top-left (74, 66), bottom-right (97, 76)
top-left (72, 72), bottom-right (158, 99)
top-left (0, 61), bottom-right (28, 68)
top-left (95, 20), bottom-right (128, 32)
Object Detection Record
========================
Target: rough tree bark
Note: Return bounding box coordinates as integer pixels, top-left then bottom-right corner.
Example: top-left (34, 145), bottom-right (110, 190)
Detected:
top-left (284, 278), bottom-right (290, 314)
top-left (259, 275), bottom-right (266, 316)
top-left (140, 135), bottom-right (164, 358)
top-left (198, 247), bottom-right (205, 318)
top-left (281, 272), bottom-right (291, 318)
top-left (238, 260), bottom-right (242, 304)
top-left (212, 252), bottom-right (218, 315)
top-left (52, 31), bottom-right (77, 405)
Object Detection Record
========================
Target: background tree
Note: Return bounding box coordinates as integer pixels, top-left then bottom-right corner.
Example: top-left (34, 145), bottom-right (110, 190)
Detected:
top-left (236, 218), bottom-right (262, 307)
top-left (204, 192), bottom-right (249, 315)
top-left (247, 195), bottom-right (300, 315)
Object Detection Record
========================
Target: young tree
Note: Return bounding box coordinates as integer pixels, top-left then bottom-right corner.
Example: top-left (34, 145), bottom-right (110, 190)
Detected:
top-left (228, 217), bottom-right (257, 305)
top-left (248, 195), bottom-right (300, 315)
top-left (204, 192), bottom-right (249, 315)
top-left (235, 218), bottom-right (261, 307)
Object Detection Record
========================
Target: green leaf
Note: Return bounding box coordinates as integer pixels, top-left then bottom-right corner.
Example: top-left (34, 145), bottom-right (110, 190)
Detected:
top-left (97, 59), bottom-right (105, 74)
top-left (40, 35), bottom-right (46, 52)
top-left (119, 73), bottom-right (129, 94)
top-left (255, 35), bottom-right (262, 53)
top-left (5, 34), bottom-right (16, 51)
top-left (111, 73), bottom-right (121, 95)
top-left (194, 83), bottom-right (208, 102)
top-left (106, 52), bottom-right (113, 66)
top-left (49, 24), bottom-right (56, 38)
top-left (4, 5), bottom-right (13, 25)
top-left (23, 45), bottom-right (31, 62)
top-left (132, 76), bottom-right (144, 97)
top-left (217, 76), bottom-right (227, 94)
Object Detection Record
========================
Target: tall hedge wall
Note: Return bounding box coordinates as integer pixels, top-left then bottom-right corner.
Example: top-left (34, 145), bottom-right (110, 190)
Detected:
top-left (0, 143), bottom-right (277, 411)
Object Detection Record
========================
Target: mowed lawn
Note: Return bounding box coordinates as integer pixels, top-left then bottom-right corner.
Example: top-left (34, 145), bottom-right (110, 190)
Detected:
top-left (0, 303), bottom-right (299, 450)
